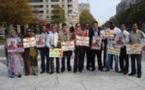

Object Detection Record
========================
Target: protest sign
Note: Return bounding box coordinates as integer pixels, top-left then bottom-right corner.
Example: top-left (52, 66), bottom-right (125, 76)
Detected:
top-left (23, 37), bottom-right (36, 48)
top-left (49, 48), bottom-right (63, 58)
top-left (61, 41), bottom-right (75, 51)
top-left (76, 36), bottom-right (89, 46)
top-left (91, 36), bottom-right (102, 50)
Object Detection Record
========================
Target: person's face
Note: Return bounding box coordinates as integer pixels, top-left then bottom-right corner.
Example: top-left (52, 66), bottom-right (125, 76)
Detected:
top-left (76, 23), bottom-right (81, 30)
top-left (120, 24), bottom-right (126, 31)
top-left (30, 32), bottom-right (35, 36)
top-left (109, 24), bottom-right (115, 30)
top-left (52, 26), bottom-right (57, 32)
top-left (42, 26), bottom-right (46, 32)
top-left (11, 31), bottom-right (17, 37)
top-left (132, 24), bottom-right (138, 31)
top-left (93, 23), bottom-right (98, 28)
top-left (27, 31), bottom-right (31, 36)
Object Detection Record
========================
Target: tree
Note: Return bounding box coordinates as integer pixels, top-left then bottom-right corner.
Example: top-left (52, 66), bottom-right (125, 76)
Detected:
top-left (51, 5), bottom-right (65, 24)
top-left (0, 0), bottom-right (32, 35)
top-left (0, 0), bottom-right (32, 26)
top-left (79, 9), bottom-right (95, 25)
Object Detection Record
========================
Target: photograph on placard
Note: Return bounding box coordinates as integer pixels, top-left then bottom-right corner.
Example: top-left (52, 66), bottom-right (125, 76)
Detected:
top-left (49, 48), bottom-right (63, 58)
top-left (36, 35), bottom-right (45, 48)
top-left (61, 41), bottom-right (75, 51)
top-left (91, 36), bottom-right (102, 50)
top-left (76, 35), bottom-right (89, 46)
top-left (23, 37), bottom-right (36, 48)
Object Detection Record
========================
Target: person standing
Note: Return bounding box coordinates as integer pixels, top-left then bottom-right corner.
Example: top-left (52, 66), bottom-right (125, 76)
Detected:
top-left (23, 29), bottom-right (38, 75)
top-left (119, 24), bottom-right (130, 74)
top-left (46, 25), bottom-right (60, 74)
top-left (90, 21), bottom-right (103, 71)
top-left (38, 26), bottom-right (49, 74)
top-left (58, 23), bottom-right (74, 72)
top-left (74, 23), bottom-right (88, 73)
top-left (6, 30), bottom-right (23, 78)
top-left (129, 23), bottom-right (144, 78)
top-left (105, 22), bottom-right (121, 72)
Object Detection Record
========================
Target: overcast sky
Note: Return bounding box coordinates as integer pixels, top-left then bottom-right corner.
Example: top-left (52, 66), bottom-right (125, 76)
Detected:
top-left (79, 0), bottom-right (121, 25)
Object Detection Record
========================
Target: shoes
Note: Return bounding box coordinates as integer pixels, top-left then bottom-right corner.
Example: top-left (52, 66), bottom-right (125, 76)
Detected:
top-left (17, 74), bottom-right (22, 78)
top-left (49, 71), bottom-right (54, 75)
top-left (40, 71), bottom-right (45, 74)
top-left (137, 75), bottom-right (141, 78)
top-left (118, 70), bottom-right (123, 73)
top-left (68, 68), bottom-right (72, 72)
top-left (61, 68), bottom-right (65, 73)
top-left (128, 73), bottom-right (136, 76)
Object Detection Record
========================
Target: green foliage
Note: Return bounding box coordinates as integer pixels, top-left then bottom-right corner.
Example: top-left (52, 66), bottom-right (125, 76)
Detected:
top-left (115, 1), bottom-right (145, 25)
top-left (79, 9), bottom-right (95, 25)
top-left (51, 5), bottom-right (66, 24)
top-left (0, 0), bottom-right (32, 25)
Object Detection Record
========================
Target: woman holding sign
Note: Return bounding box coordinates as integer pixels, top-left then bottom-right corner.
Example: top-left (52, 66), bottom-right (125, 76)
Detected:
top-left (6, 30), bottom-right (23, 78)
top-left (23, 29), bottom-right (38, 75)
top-left (74, 23), bottom-right (89, 73)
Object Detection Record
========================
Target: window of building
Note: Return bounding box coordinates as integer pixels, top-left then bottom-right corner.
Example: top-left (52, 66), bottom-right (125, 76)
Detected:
top-left (51, 0), bottom-right (59, 2)
top-left (29, 0), bottom-right (43, 2)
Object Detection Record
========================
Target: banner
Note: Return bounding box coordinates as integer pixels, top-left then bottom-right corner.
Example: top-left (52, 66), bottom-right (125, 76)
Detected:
top-left (49, 48), bottom-right (63, 58)
top-left (23, 37), bottom-right (36, 48)
top-left (91, 36), bottom-right (102, 50)
top-left (101, 30), bottom-right (114, 38)
top-left (61, 41), bottom-right (75, 51)
top-left (127, 44), bottom-right (143, 54)
top-left (7, 38), bottom-right (24, 53)
top-left (36, 35), bottom-right (45, 48)
top-left (76, 35), bottom-right (89, 46)
top-left (108, 46), bottom-right (120, 56)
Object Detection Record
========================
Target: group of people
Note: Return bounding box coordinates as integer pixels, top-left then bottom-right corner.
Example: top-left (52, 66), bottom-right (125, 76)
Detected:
top-left (5, 21), bottom-right (144, 78)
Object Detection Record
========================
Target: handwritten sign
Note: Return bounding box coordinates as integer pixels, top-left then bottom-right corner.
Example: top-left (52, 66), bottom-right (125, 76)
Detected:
top-left (91, 36), bottom-right (102, 50)
top-left (7, 38), bottom-right (24, 53)
top-left (108, 46), bottom-right (120, 55)
top-left (76, 36), bottom-right (89, 46)
top-left (101, 30), bottom-right (114, 38)
top-left (49, 48), bottom-right (63, 58)
top-left (23, 37), bottom-right (36, 48)
top-left (61, 41), bottom-right (75, 51)
top-left (127, 44), bottom-right (143, 54)
top-left (36, 35), bottom-right (45, 48)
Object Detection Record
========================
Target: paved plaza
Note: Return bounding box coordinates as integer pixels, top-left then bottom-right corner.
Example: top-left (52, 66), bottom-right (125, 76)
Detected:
top-left (0, 57), bottom-right (145, 90)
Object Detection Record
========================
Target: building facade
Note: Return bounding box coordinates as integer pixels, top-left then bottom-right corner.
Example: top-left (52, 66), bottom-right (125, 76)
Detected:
top-left (29, 0), bottom-right (79, 26)
top-left (79, 3), bottom-right (90, 13)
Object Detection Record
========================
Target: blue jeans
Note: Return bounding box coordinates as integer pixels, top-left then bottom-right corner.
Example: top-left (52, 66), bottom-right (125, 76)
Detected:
top-left (106, 54), bottom-right (119, 72)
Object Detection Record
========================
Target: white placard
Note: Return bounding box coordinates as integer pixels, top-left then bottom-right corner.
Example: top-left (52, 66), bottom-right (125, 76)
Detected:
top-left (23, 37), bottom-right (36, 48)
top-left (76, 36), bottom-right (89, 46)
top-left (61, 41), bottom-right (75, 51)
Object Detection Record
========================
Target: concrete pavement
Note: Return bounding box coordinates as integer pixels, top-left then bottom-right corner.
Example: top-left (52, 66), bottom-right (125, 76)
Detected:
top-left (0, 60), bottom-right (145, 90)
top-left (0, 44), bottom-right (145, 90)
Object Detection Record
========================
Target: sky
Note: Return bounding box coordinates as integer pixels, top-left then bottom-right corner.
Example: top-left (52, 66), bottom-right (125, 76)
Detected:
top-left (79, 0), bottom-right (121, 25)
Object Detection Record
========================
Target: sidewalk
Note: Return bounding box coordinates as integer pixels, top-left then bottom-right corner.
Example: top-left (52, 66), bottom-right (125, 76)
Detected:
top-left (0, 60), bottom-right (145, 90)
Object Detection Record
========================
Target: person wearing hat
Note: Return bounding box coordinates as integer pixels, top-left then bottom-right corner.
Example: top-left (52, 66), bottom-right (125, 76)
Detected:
top-left (23, 28), bottom-right (38, 75)
top-left (5, 30), bottom-right (23, 78)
